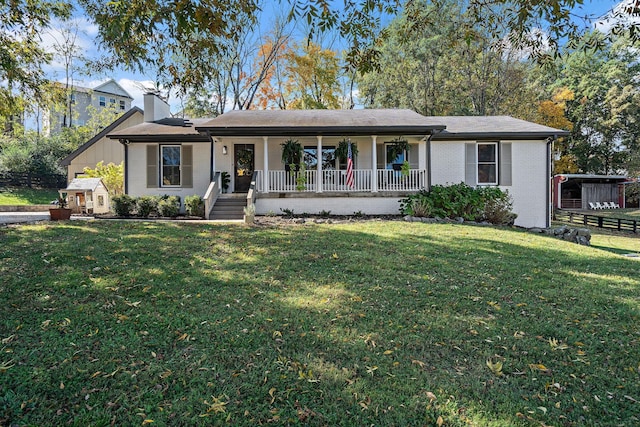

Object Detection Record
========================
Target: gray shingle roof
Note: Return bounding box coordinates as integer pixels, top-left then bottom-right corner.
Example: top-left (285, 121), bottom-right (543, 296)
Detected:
top-left (428, 116), bottom-right (569, 139)
top-left (107, 110), bottom-right (570, 141)
top-left (196, 109), bottom-right (446, 136)
top-left (108, 118), bottom-right (211, 142)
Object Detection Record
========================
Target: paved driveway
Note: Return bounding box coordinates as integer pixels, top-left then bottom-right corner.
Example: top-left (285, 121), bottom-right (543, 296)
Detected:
top-left (0, 211), bottom-right (50, 225)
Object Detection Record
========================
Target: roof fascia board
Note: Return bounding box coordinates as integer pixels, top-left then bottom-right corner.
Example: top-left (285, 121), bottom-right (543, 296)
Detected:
top-left (433, 131), bottom-right (570, 140)
top-left (109, 135), bottom-right (210, 143)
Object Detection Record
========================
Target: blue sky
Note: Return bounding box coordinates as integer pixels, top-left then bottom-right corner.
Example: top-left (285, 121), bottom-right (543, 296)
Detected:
top-left (42, 0), bottom-right (629, 112)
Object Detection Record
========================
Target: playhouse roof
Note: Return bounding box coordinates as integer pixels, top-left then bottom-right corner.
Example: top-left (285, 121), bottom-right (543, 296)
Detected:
top-left (63, 178), bottom-right (107, 192)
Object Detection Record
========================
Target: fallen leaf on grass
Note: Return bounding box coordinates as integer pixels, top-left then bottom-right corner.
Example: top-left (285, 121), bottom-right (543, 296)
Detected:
top-left (1, 335), bottom-right (15, 344)
top-left (201, 395), bottom-right (228, 416)
top-left (487, 301), bottom-right (501, 310)
top-left (529, 364), bottom-right (552, 374)
top-left (486, 359), bottom-right (503, 376)
top-left (412, 359), bottom-right (426, 368)
top-left (549, 338), bottom-right (569, 351)
top-left (0, 359), bottom-right (14, 372)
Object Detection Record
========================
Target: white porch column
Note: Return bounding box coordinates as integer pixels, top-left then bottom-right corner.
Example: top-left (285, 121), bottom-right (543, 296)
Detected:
top-left (316, 135), bottom-right (323, 193)
top-left (263, 136), bottom-right (269, 193)
top-left (371, 135), bottom-right (378, 192)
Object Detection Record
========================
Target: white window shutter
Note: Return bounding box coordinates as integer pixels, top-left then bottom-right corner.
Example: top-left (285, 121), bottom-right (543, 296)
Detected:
top-left (182, 145), bottom-right (193, 188)
top-left (146, 145), bottom-right (157, 188)
top-left (465, 143), bottom-right (476, 185)
top-left (499, 143), bottom-right (512, 186)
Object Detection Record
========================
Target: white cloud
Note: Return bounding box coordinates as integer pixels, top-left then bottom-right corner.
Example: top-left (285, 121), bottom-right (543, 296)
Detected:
top-left (594, 0), bottom-right (640, 33)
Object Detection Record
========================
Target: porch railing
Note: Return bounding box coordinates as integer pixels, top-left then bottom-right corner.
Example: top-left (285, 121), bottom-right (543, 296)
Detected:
top-left (267, 169), bottom-right (316, 192)
top-left (259, 169), bottom-right (426, 193)
top-left (377, 169), bottom-right (426, 192)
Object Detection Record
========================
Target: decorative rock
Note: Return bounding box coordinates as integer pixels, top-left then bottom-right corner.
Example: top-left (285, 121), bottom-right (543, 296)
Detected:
top-left (576, 228), bottom-right (590, 237)
top-left (456, 217), bottom-right (464, 223)
top-left (528, 226), bottom-right (591, 246)
top-left (553, 226), bottom-right (568, 236)
top-left (421, 217), bottom-right (438, 223)
top-left (576, 236), bottom-right (590, 246)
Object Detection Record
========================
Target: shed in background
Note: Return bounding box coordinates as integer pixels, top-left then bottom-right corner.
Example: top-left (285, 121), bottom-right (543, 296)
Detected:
top-left (553, 174), bottom-right (629, 210)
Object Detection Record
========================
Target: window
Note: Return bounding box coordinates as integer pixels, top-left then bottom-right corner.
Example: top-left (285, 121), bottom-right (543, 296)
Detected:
top-left (110, 98), bottom-right (116, 104)
top-left (384, 143), bottom-right (408, 170)
top-left (477, 143), bottom-right (497, 185)
top-left (161, 145), bottom-right (181, 186)
top-left (120, 100), bottom-right (126, 110)
top-left (98, 195), bottom-right (104, 207)
top-left (70, 93), bottom-right (76, 104)
top-left (304, 146), bottom-right (336, 170)
top-left (99, 96), bottom-right (106, 107)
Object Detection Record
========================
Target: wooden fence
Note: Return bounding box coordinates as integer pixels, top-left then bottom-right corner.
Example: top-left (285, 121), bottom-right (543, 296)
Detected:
top-left (554, 209), bottom-right (638, 234)
top-left (0, 172), bottom-right (66, 189)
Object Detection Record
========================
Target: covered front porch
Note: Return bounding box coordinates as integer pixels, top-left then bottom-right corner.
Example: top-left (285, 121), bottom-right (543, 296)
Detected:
top-left (216, 134), bottom-right (431, 194)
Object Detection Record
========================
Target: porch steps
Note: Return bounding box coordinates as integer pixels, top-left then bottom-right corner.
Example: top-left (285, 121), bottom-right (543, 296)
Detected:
top-left (210, 194), bottom-right (246, 220)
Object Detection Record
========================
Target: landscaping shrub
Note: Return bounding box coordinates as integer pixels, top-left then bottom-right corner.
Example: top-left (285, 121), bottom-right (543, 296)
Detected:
top-left (157, 195), bottom-right (181, 217)
top-left (111, 194), bottom-right (136, 216)
top-left (400, 183), bottom-right (516, 224)
top-left (410, 196), bottom-right (433, 218)
top-left (477, 186), bottom-right (517, 225)
top-left (184, 194), bottom-right (204, 217)
top-left (136, 196), bottom-right (159, 218)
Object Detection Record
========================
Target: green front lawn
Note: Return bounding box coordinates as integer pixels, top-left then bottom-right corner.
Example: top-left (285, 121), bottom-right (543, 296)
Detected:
top-left (0, 221), bottom-right (638, 426)
top-left (0, 187), bottom-right (59, 205)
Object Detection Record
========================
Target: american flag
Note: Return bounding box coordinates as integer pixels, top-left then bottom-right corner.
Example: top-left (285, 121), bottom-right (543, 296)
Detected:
top-left (346, 141), bottom-right (354, 189)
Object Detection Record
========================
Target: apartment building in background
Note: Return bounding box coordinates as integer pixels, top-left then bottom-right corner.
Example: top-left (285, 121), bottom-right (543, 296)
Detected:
top-left (43, 79), bottom-right (133, 136)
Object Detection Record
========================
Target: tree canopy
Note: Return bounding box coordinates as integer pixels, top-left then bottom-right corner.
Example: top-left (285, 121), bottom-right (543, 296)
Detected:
top-left (76, 0), bottom-right (640, 92)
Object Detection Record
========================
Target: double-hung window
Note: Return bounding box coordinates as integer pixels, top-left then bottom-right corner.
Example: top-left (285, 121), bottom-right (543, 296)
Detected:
top-left (477, 143), bottom-right (497, 185)
top-left (147, 145), bottom-right (193, 189)
top-left (120, 100), bottom-right (126, 110)
top-left (465, 142), bottom-right (512, 187)
top-left (161, 145), bottom-right (181, 186)
top-left (99, 96), bottom-right (106, 107)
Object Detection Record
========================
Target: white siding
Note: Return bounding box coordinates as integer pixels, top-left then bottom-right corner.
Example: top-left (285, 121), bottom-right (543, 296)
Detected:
top-left (128, 142), bottom-right (211, 209)
top-left (430, 139), bottom-right (548, 228)
top-left (507, 140), bottom-right (548, 228)
top-left (431, 141), bottom-right (466, 185)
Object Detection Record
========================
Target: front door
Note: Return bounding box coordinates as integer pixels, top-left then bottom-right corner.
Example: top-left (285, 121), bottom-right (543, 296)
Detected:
top-left (234, 144), bottom-right (255, 192)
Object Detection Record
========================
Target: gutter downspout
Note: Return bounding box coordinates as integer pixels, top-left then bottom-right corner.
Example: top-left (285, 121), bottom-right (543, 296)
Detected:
top-left (119, 139), bottom-right (130, 194)
top-left (546, 135), bottom-right (556, 228)
top-left (206, 131), bottom-right (215, 182)
top-left (426, 129), bottom-right (444, 191)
